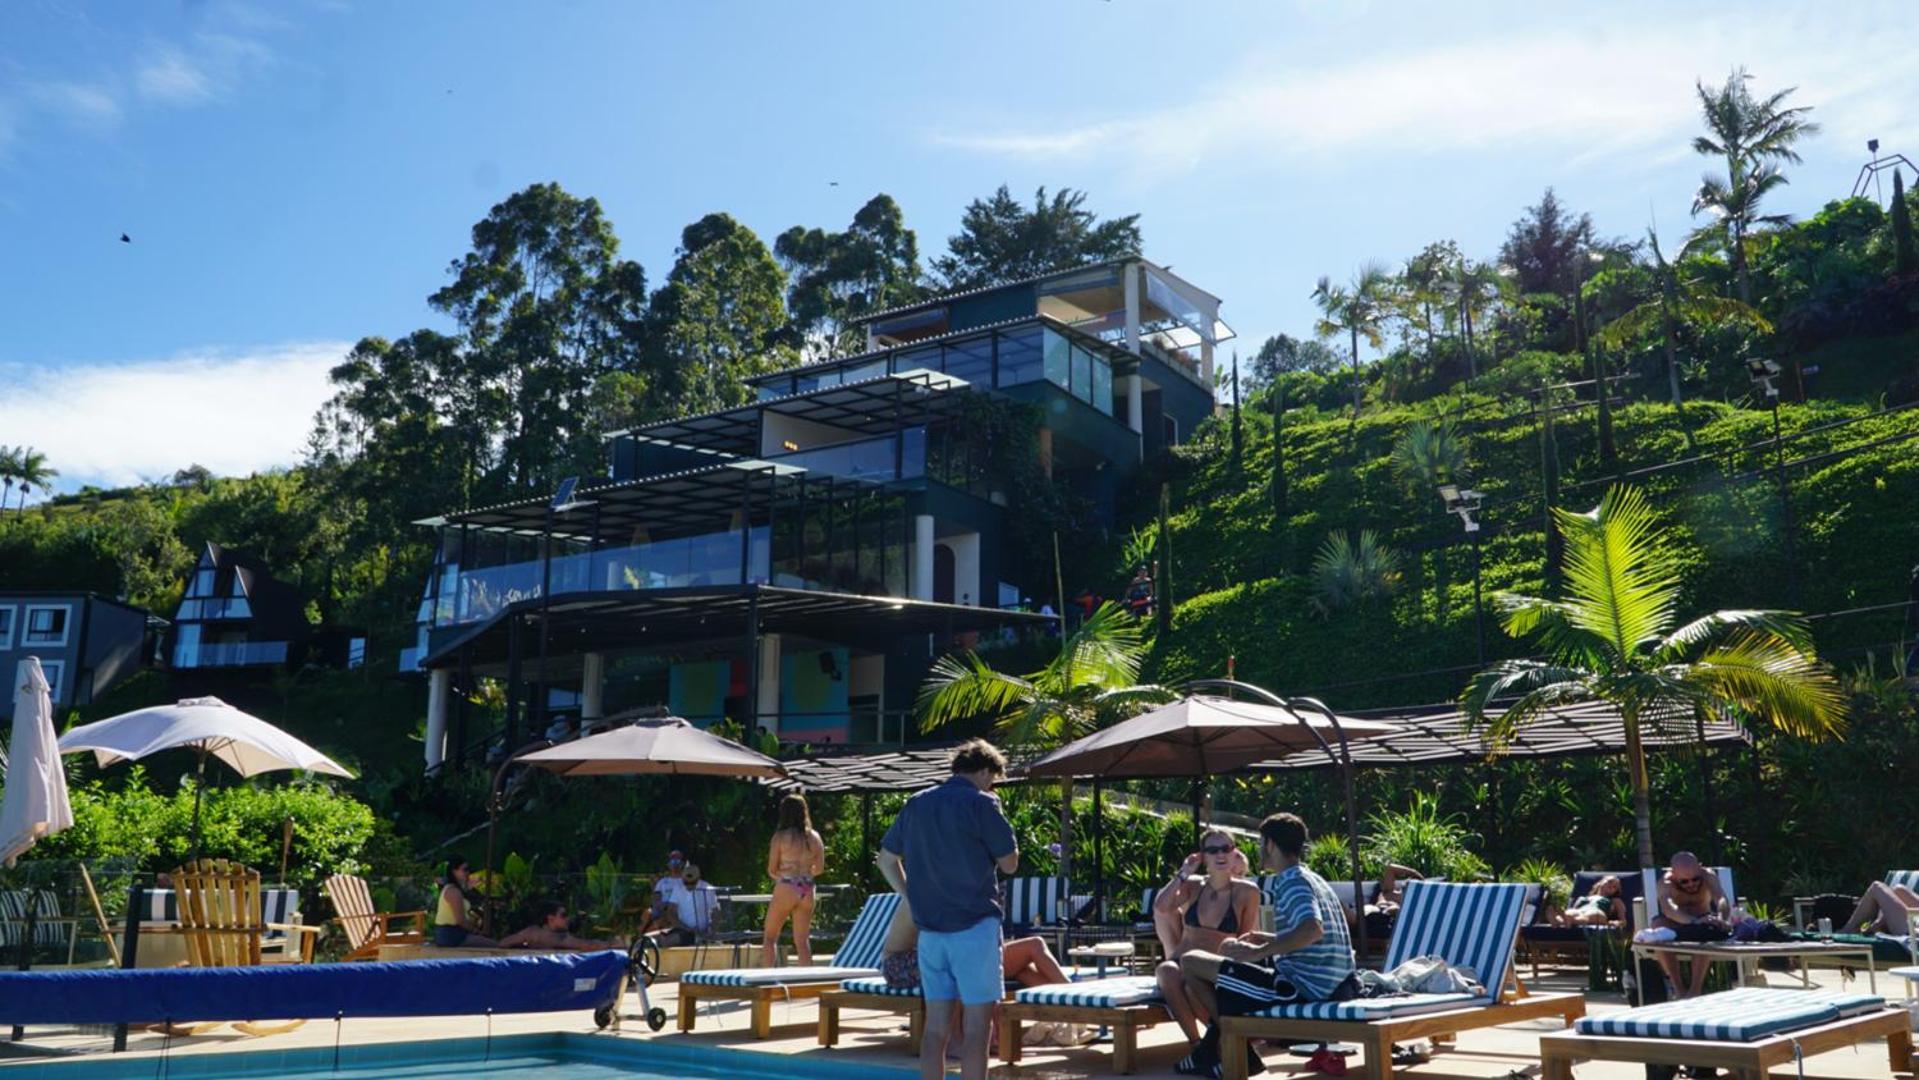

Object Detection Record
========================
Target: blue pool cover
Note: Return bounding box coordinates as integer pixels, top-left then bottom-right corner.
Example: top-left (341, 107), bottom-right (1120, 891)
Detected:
top-left (0, 950), bottom-right (625, 1024)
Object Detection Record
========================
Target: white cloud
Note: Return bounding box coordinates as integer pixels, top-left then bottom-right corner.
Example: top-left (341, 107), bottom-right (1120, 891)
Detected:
top-left (136, 49), bottom-right (216, 105)
top-left (27, 82), bottom-right (121, 128)
top-left (931, 9), bottom-right (1919, 180)
top-left (0, 342), bottom-right (348, 494)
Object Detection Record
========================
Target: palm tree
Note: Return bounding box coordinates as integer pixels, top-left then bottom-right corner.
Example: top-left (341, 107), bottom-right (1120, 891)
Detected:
top-left (917, 602), bottom-right (1174, 878)
top-left (1392, 420), bottom-right (1467, 619)
top-left (1594, 229), bottom-right (1771, 424)
top-left (1446, 259), bottom-right (1506, 378)
top-left (0, 446), bottom-right (19, 510)
top-left (12, 448), bottom-right (55, 510)
top-left (1312, 264), bottom-right (1391, 417)
top-left (1461, 485), bottom-right (1845, 869)
top-left (1310, 529), bottom-right (1402, 616)
top-left (1690, 68), bottom-right (1819, 305)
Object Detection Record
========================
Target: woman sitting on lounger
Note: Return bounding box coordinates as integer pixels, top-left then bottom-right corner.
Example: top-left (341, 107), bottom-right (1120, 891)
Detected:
top-left (1554, 875), bottom-right (1623, 926)
top-left (434, 858), bottom-right (500, 948)
top-left (499, 901), bottom-right (624, 951)
top-left (1153, 831), bottom-right (1262, 1045)
top-left (1842, 880), bottom-right (1918, 937)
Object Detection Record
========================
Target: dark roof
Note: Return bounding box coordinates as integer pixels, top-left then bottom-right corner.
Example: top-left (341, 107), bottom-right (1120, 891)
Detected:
top-left (418, 584), bottom-right (1057, 670)
top-left (608, 369), bottom-right (971, 455)
top-left (746, 313), bottom-right (1141, 386)
top-left (762, 744), bottom-right (1045, 794)
top-left (0, 591), bottom-right (155, 620)
top-left (1253, 698), bottom-right (1749, 771)
top-left (846, 259), bottom-right (1132, 328)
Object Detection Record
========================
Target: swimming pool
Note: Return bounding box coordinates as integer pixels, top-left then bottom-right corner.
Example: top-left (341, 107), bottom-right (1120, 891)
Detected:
top-left (10, 1033), bottom-right (913, 1078)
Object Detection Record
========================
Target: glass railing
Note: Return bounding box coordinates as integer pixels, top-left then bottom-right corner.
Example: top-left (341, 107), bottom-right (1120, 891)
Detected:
top-left (432, 528), bottom-right (772, 627)
top-left (173, 640), bottom-right (289, 668)
top-left (173, 596), bottom-right (252, 621)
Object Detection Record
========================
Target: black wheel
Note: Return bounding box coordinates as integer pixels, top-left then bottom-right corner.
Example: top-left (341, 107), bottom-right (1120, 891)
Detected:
top-left (593, 1004), bottom-right (615, 1030)
top-left (646, 1007), bottom-right (667, 1032)
top-left (630, 937), bottom-right (661, 987)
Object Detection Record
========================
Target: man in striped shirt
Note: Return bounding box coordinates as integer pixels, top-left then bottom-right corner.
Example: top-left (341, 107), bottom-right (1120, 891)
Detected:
top-left (1174, 813), bottom-right (1356, 1077)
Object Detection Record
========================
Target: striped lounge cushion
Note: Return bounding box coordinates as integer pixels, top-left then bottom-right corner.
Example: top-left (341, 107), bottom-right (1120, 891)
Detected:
top-left (838, 966), bottom-right (1110, 998)
top-left (1382, 881), bottom-right (1530, 995)
top-left (1254, 992), bottom-right (1478, 1020)
top-left (260, 888), bottom-right (299, 942)
top-left (1887, 870), bottom-right (1919, 891)
top-left (1013, 975), bottom-right (1161, 1008)
top-left (1003, 877), bottom-right (1069, 927)
top-left (0, 890), bottom-right (68, 948)
top-left (1574, 987), bottom-right (1886, 1042)
top-left (681, 893), bottom-right (900, 988)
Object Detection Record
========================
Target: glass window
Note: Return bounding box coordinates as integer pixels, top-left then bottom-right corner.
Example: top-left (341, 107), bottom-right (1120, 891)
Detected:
top-left (841, 360), bottom-right (886, 384)
top-left (0, 606), bottom-right (13, 649)
top-left (1071, 345), bottom-right (1094, 403)
top-left (895, 346), bottom-right (942, 375)
top-left (996, 328), bottom-right (1042, 386)
top-left (176, 599), bottom-right (202, 621)
top-left (1042, 330), bottom-right (1071, 390)
top-left (24, 606), bottom-right (68, 645)
top-left (898, 428), bottom-right (926, 479)
top-left (1092, 354), bottom-right (1114, 415)
top-left (192, 569), bottom-right (215, 597)
top-left (39, 660), bottom-right (64, 702)
top-left (941, 337), bottom-right (992, 386)
top-left (173, 624), bottom-right (201, 668)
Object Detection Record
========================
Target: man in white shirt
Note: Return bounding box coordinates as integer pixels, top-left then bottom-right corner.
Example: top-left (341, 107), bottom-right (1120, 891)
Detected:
top-left (648, 860), bottom-right (718, 947)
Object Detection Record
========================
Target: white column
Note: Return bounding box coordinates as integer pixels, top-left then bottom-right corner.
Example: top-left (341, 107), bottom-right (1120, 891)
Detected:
top-left (1123, 263), bottom-right (1141, 355)
top-left (1125, 374), bottom-right (1145, 448)
top-left (1201, 339), bottom-right (1216, 395)
top-left (912, 514), bottom-right (936, 601)
top-left (580, 651), bottom-right (605, 721)
top-left (756, 633), bottom-right (782, 736)
top-left (425, 668), bottom-right (451, 771)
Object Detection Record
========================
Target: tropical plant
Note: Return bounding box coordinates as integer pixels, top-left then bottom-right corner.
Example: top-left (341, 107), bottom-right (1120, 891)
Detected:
top-left (1312, 264), bottom-right (1393, 416)
top-left (0, 446), bottom-right (18, 510)
top-left (1505, 856), bottom-right (1574, 914)
top-left (1304, 832), bottom-right (1369, 882)
top-left (1364, 792), bottom-right (1490, 882)
top-left (1447, 259), bottom-right (1508, 377)
top-left (1461, 485), bottom-right (1847, 868)
top-left (1390, 420), bottom-right (1467, 494)
top-left (1689, 68), bottom-right (1820, 304)
top-left (1594, 229), bottom-right (1772, 414)
top-left (11, 447), bottom-right (55, 509)
top-left (917, 601), bottom-right (1176, 878)
top-left (1310, 529), bottom-right (1402, 615)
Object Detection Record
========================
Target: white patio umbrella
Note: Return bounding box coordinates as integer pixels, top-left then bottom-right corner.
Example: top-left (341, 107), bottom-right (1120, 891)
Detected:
top-left (0, 657), bottom-right (74, 866)
top-left (59, 696), bottom-right (353, 853)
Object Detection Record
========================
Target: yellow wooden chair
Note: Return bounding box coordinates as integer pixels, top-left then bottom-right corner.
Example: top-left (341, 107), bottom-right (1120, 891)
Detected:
top-left (324, 873), bottom-right (425, 961)
top-left (169, 858), bottom-right (318, 1036)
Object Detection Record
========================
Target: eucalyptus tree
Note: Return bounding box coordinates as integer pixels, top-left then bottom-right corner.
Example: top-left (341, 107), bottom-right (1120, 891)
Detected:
top-left (1690, 68), bottom-right (1820, 305)
top-left (932, 186), bottom-right (1141, 290)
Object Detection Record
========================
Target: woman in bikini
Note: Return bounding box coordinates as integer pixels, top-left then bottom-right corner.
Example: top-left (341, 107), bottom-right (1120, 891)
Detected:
top-left (1153, 829), bottom-right (1262, 1044)
top-left (762, 793), bottom-right (826, 966)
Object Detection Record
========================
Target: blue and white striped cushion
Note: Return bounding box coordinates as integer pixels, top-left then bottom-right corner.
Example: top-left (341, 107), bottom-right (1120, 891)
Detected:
top-left (681, 893), bottom-right (900, 987)
top-left (260, 889), bottom-right (298, 942)
top-left (839, 976), bottom-right (924, 997)
top-left (1013, 975), bottom-right (1160, 1008)
top-left (0, 890), bottom-right (69, 948)
top-left (1383, 881), bottom-right (1529, 998)
top-left (1254, 991), bottom-right (1478, 1020)
top-left (1003, 877), bottom-right (1069, 927)
top-left (1575, 987), bottom-right (1885, 1042)
top-left (1887, 870), bottom-right (1919, 891)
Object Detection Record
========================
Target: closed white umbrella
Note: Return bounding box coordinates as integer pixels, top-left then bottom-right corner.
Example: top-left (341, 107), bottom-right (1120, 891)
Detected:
top-left (59, 696), bottom-right (352, 853)
top-left (0, 657), bottom-right (74, 866)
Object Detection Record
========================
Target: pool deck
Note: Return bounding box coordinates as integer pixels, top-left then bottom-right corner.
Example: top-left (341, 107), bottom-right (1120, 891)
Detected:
top-left (3, 967), bottom-right (1911, 1077)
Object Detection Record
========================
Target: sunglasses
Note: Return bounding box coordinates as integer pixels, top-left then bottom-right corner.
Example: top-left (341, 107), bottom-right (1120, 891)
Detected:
top-left (1201, 844), bottom-right (1236, 855)
top-left (1673, 876), bottom-right (1702, 888)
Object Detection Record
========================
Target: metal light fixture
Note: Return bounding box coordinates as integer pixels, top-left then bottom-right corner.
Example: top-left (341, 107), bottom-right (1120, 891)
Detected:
top-left (1438, 484), bottom-right (1483, 532)
top-left (1747, 357), bottom-right (1783, 401)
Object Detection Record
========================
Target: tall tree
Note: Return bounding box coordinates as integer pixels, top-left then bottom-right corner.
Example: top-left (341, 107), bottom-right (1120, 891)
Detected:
top-left (1892, 170), bottom-right (1917, 276)
top-left (1596, 229), bottom-right (1772, 419)
top-left (1689, 68), bottom-right (1819, 305)
top-left (428, 182), bottom-right (649, 491)
top-left (1249, 334), bottom-right (1340, 385)
top-left (932, 185), bottom-right (1141, 290)
top-left (1462, 485), bottom-right (1845, 868)
top-left (1401, 241), bottom-right (1459, 379)
top-left (1500, 189), bottom-right (1599, 297)
top-left (12, 448), bottom-right (55, 509)
top-left (776, 194), bottom-right (925, 358)
top-left (645, 213), bottom-right (795, 415)
top-left (1447, 259), bottom-right (1507, 377)
top-left (1312, 265), bottom-right (1392, 417)
top-left (0, 446), bottom-right (18, 510)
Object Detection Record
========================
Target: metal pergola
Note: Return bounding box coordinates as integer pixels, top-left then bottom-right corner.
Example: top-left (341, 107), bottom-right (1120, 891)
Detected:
top-left (616, 370), bottom-right (971, 456)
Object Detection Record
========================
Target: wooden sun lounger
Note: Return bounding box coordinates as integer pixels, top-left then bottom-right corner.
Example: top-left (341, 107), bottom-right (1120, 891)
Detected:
top-left (675, 893), bottom-right (899, 1038)
top-left (1222, 988), bottom-right (1585, 1080)
top-left (1540, 1006), bottom-right (1911, 1080)
top-left (1001, 996), bottom-right (1172, 1074)
top-left (677, 970), bottom-right (876, 1038)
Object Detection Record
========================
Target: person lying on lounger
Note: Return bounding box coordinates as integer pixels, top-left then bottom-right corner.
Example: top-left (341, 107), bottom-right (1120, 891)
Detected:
top-left (1841, 880), bottom-right (1918, 937)
top-left (1651, 852), bottom-right (1731, 999)
top-left (498, 901), bottom-right (624, 951)
top-left (1554, 875), bottom-right (1623, 926)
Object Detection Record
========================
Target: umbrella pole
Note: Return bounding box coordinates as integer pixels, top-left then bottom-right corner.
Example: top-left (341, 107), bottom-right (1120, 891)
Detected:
top-left (189, 748), bottom-right (207, 860)
top-left (1190, 779), bottom-right (1203, 848)
top-left (1092, 780), bottom-right (1104, 924)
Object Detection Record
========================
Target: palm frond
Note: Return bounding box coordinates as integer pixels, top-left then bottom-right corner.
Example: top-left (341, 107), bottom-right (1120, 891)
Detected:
top-left (1554, 486), bottom-right (1680, 663)
top-left (1653, 609), bottom-right (1813, 662)
top-left (1459, 660), bottom-right (1595, 740)
top-left (1678, 633), bottom-right (1848, 741)
top-left (915, 652), bottom-right (1036, 733)
top-left (1047, 602), bottom-right (1146, 692)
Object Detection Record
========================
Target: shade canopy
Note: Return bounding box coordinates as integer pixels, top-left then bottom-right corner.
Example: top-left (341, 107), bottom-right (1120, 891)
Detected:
top-left (515, 717), bottom-right (786, 778)
top-left (1250, 698), bottom-right (1749, 771)
top-left (1, 658), bottom-right (74, 865)
top-left (1021, 695), bottom-right (1398, 779)
top-left (58, 696), bottom-right (354, 779)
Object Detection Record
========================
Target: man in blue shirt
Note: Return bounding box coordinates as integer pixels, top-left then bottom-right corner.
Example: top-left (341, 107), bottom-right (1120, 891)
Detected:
top-left (1174, 812), bottom-right (1356, 1077)
top-left (877, 739), bottom-right (1019, 1080)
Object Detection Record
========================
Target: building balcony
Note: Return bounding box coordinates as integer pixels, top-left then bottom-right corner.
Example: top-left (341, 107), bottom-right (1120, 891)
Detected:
top-left (172, 640), bottom-right (289, 669)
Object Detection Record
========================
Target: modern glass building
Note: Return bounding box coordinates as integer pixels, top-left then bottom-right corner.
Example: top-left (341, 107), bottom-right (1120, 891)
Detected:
top-left (408, 257), bottom-right (1231, 769)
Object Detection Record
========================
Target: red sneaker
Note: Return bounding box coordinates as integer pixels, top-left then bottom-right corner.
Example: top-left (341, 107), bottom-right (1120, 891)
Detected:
top-left (1305, 1047), bottom-right (1349, 1076)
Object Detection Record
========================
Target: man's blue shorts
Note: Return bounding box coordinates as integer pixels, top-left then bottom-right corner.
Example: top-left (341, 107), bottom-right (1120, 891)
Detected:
top-left (916, 915), bottom-right (1002, 1005)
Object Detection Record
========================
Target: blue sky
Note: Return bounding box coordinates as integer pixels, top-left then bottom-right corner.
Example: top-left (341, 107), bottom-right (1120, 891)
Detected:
top-left (1, 0), bottom-right (1912, 493)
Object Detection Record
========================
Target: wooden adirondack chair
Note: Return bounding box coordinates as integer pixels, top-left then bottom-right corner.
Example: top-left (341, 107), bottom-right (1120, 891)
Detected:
top-left (324, 873), bottom-right (426, 961)
top-left (168, 858), bottom-right (315, 1037)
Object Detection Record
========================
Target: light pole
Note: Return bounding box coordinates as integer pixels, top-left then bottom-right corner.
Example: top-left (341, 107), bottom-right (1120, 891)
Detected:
top-left (1748, 358), bottom-right (1799, 605)
top-left (1439, 483), bottom-right (1485, 663)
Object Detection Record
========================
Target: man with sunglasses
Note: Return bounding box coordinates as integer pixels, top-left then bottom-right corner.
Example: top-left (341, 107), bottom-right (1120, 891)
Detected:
top-left (1652, 851), bottom-right (1731, 998)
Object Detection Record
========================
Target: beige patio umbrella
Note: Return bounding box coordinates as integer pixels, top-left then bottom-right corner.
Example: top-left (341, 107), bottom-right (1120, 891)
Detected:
top-left (514, 717), bottom-right (786, 778)
top-left (1022, 694), bottom-right (1396, 779)
top-left (1, 657), bottom-right (73, 866)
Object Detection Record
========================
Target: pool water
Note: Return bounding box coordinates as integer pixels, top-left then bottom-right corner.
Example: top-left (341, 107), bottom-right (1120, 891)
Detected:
top-left (14, 1033), bottom-right (912, 1078)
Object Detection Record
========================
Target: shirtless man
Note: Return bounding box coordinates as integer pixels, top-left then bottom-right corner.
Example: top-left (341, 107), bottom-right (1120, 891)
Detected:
top-left (1651, 852), bottom-right (1730, 998)
top-left (499, 901), bottom-right (623, 951)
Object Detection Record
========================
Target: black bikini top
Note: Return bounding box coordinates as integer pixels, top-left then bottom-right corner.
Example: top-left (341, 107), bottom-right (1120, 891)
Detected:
top-left (1184, 884), bottom-right (1241, 933)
